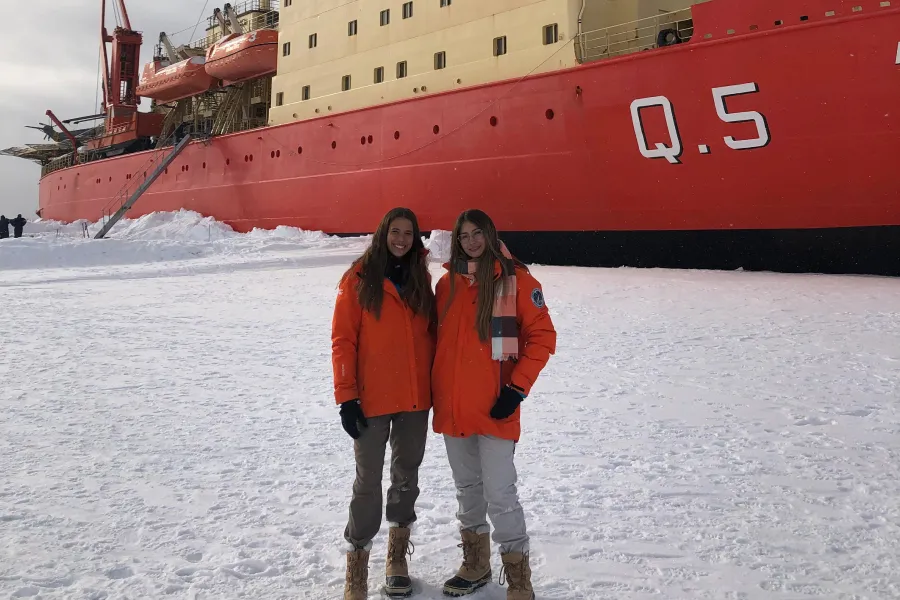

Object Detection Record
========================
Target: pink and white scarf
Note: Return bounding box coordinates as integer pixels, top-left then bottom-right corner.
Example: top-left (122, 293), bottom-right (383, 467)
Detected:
top-left (456, 241), bottom-right (518, 361)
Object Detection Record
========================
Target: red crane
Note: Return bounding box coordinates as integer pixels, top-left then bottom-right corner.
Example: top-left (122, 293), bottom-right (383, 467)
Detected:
top-left (98, 0), bottom-right (140, 134)
top-left (84, 0), bottom-right (163, 152)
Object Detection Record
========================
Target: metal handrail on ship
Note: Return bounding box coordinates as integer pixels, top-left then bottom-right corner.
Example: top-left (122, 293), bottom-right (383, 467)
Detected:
top-left (98, 128), bottom-right (188, 225)
top-left (576, 8), bottom-right (694, 63)
top-left (192, 0), bottom-right (280, 50)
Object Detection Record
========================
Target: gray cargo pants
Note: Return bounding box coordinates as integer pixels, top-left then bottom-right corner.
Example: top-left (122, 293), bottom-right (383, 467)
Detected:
top-left (444, 434), bottom-right (529, 554)
top-left (344, 410), bottom-right (430, 549)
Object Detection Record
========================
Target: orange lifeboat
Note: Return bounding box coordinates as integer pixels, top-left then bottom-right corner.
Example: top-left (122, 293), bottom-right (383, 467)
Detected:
top-left (136, 56), bottom-right (218, 103)
top-left (205, 30), bottom-right (278, 86)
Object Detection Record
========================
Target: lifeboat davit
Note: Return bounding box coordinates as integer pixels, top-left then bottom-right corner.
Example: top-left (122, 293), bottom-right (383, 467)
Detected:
top-left (136, 56), bottom-right (218, 103)
top-left (205, 30), bottom-right (279, 86)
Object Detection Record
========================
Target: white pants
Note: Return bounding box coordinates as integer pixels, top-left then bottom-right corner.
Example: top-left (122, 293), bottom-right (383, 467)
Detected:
top-left (443, 434), bottom-right (529, 554)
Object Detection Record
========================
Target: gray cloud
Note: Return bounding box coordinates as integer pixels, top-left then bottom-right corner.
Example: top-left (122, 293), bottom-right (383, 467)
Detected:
top-left (0, 0), bottom-right (211, 217)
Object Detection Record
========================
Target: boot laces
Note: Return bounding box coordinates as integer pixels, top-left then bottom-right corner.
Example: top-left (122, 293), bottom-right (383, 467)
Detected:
top-left (458, 538), bottom-right (480, 570)
top-left (388, 536), bottom-right (415, 565)
top-left (499, 558), bottom-right (527, 590)
top-left (348, 553), bottom-right (368, 590)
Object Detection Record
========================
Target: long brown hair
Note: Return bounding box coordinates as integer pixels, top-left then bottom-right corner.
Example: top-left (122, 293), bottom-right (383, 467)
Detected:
top-left (445, 209), bottom-right (526, 341)
top-left (343, 207), bottom-right (434, 319)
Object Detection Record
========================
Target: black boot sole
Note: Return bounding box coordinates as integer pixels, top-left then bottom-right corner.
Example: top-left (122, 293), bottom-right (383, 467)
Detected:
top-left (384, 575), bottom-right (413, 598)
top-left (441, 572), bottom-right (492, 597)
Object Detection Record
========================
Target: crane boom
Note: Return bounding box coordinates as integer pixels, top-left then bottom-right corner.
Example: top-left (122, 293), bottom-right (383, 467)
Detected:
top-left (213, 8), bottom-right (231, 35)
top-left (224, 3), bottom-right (243, 34)
top-left (114, 0), bottom-right (131, 30)
top-left (159, 32), bottom-right (180, 62)
top-left (100, 0), bottom-right (110, 109)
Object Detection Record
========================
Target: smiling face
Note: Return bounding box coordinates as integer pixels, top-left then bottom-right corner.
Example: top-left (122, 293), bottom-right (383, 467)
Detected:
top-left (458, 221), bottom-right (486, 259)
top-left (387, 217), bottom-right (415, 258)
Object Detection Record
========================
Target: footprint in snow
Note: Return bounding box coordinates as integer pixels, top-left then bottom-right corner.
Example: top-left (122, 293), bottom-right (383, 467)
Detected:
top-left (105, 565), bottom-right (134, 580)
top-left (838, 409), bottom-right (872, 417)
top-left (220, 559), bottom-right (277, 578)
top-left (793, 416), bottom-right (833, 426)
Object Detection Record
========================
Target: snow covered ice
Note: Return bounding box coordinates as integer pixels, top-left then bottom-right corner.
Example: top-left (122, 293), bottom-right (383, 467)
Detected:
top-left (1, 211), bottom-right (899, 599)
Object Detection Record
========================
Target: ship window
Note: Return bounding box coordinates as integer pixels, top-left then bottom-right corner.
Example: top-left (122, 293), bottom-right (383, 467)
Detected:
top-left (276, 92), bottom-right (284, 106)
top-left (282, 42), bottom-right (291, 56)
top-left (543, 23), bottom-right (558, 45)
top-left (348, 20), bottom-right (358, 36)
top-left (441, 0), bottom-right (451, 6)
top-left (493, 36), bottom-right (507, 56)
top-left (403, 1), bottom-right (413, 19)
top-left (302, 85), bottom-right (310, 100)
top-left (396, 61), bottom-right (408, 78)
top-left (380, 9), bottom-right (390, 26)
top-left (283, 0), bottom-right (291, 6)
top-left (309, 33), bottom-right (318, 48)
top-left (342, 75), bottom-right (352, 91)
top-left (374, 66), bottom-right (385, 84)
top-left (434, 51), bottom-right (446, 70)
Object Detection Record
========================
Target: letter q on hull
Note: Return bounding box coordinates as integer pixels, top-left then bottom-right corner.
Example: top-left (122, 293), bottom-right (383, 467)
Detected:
top-left (630, 96), bottom-right (683, 164)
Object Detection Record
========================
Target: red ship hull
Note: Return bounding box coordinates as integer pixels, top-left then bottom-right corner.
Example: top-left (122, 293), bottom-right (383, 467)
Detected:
top-left (39, 1), bottom-right (900, 274)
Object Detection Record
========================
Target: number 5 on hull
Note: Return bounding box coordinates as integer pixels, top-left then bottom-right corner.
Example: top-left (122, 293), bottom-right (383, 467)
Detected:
top-left (712, 83), bottom-right (771, 150)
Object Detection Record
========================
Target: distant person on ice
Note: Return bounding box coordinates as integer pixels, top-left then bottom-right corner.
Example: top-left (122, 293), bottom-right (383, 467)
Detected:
top-left (432, 209), bottom-right (556, 600)
top-left (0, 215), bottom-right (9, 239)
top-left (330, 207), bottom-right (436, 600)
top-left (10, 214), bottom-right (26, 238)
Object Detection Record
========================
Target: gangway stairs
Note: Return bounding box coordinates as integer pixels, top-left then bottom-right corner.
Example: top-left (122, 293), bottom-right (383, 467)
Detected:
top-left (211, 84), bottom-right (245, 135)
top-left (94, 133), bottom-right (193, 239)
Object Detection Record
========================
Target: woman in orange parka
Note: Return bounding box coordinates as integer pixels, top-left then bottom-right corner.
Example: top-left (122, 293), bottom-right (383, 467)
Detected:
top-left (331, 207), bottom-right (436, 600)
top-left (432, 209), bottom-right (556, 600)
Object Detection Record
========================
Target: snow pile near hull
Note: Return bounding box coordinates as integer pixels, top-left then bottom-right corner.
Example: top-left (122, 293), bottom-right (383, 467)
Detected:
top-left (425, 230), bottom-right (452, 263)
top-left (246, 225), bottom-right (331, 243)
top-left (0, 210), bottom-right (370, 276)
top-left (105, 209), bottom-right (237, 241)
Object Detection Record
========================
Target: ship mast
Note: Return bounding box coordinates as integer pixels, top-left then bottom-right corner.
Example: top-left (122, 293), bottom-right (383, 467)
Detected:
top-left (100, 0), bottom-right (142, 133)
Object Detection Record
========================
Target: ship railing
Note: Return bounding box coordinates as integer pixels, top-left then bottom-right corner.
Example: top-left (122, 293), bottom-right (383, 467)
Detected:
top-left (576, 8), bottom-right (694, 63)
top-left (232, 117), bottom-right (269, 134)
top-left (193, 0), bottom-right (280, 50)
top-left (98, 128), bottom-right (188, 225)
top-left (41, 148), bottom-right (108, 178)
top-left (42, 154), bottom-right (75, 178)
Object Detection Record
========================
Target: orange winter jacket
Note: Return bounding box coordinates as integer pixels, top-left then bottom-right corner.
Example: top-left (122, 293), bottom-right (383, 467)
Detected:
top-left (331, 267), bottom-right (436, 418)
top-left (432, 262), bottom-right (556, 442)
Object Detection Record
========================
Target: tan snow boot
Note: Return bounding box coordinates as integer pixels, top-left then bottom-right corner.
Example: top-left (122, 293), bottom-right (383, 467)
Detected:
top-left (500, 552), bottom-right (535, 600)
top-left (344, 547), bottom-right (369, 600)
top-left (385, 526), bottom-right (414, 597)
top-left (442, 529), bottom-right (492, 597)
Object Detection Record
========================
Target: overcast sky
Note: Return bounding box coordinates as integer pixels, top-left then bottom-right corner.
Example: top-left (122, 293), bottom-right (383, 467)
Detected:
top-left (0, 0), bottom-right (212, 218)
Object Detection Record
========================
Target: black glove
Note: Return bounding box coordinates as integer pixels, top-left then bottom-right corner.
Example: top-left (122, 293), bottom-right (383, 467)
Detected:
top-left (490, 386), bottom-right (524, 420)
top-left (340, 400), bottom-right (368, 439)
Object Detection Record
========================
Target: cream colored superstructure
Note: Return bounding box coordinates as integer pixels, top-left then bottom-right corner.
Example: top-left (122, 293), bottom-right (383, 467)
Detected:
top-left (269, 0), bottom-right (694, 126)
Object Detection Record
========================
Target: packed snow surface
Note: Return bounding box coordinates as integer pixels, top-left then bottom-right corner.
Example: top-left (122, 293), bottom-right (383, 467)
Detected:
top-left (1, 211), bottom-right (899, 599)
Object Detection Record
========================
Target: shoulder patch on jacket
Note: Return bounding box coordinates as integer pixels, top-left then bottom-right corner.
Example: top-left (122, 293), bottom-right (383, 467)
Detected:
top-left (530, 288), bottom-right (545, 309)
